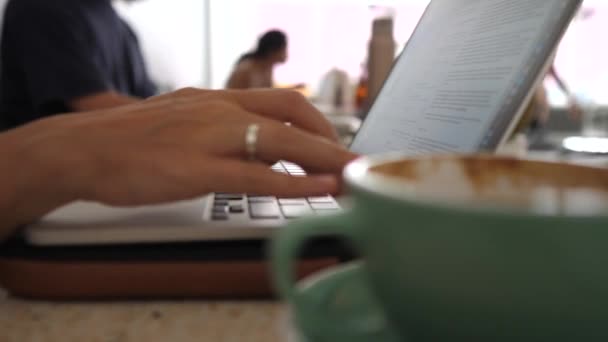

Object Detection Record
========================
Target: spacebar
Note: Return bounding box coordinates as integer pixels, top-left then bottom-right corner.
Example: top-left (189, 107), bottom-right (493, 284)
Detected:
top-left (249, 202), bottom-right (281, 219)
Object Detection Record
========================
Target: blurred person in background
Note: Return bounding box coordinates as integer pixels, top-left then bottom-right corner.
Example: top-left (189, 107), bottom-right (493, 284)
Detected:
top-left (0, 0), bottom-right (156, 130)
top-left (547, 63), bottom-right (583, 120)
top-left (226, 30), bottom-right (303, 90)
top-left (513, 60), bottom-right (583, 137)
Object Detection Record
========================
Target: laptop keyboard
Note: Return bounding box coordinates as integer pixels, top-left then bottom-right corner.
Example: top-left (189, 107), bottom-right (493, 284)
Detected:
top-left (210, 162), bottom-right (340, 221)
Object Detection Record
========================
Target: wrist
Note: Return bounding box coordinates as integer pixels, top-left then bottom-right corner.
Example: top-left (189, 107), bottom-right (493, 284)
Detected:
top-left (0, 124), bottom-right (82, 234)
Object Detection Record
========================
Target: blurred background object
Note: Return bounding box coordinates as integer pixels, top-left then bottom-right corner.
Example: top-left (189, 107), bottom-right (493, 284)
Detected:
top-left (0, 0), bottom-right (606, 154)
top-left (366, 6), bottom-right (396, 113)
top-left (225, 29), bottom-right (295, 89)
top-left (0, 0), bottom-right (158, 129)
top-left (113, 0), bottom-right (210, 91)
top-left (110, 1), bottom-right (428, 92)
top-left (1, 0), bottom-right (605, 106)
top-left (316, 68), bottom-right (353, 111)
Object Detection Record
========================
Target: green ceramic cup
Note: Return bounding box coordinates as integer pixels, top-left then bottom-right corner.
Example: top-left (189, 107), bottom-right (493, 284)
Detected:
top-left (272, 154), bottom-right (608, 341)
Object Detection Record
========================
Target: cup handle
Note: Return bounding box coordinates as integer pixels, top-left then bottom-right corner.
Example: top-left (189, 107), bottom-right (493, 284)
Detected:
top-left (271, 214), bottom-right (398, 341)
top-left (272, 214), bottom-right (354, 301)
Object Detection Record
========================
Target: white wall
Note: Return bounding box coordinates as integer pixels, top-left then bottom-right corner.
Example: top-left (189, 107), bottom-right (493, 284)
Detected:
top-left (114, 0), bottom-right (209, 91)
top-left (545, 0), bottom-right (608, 105)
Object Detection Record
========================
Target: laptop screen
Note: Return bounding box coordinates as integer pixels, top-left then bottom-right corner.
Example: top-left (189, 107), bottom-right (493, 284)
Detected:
top-left (351, 0), bottom-right (582, 155)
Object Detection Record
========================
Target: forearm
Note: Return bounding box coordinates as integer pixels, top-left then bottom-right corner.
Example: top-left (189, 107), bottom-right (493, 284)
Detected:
top-left (549, 66), bottom-right (573, 98)
top-left (0, 126), bottom-right (79, 240)
top-left (70, 91), bottom-right (141, 112)
top-left (553, 74), bottom-right (572, 97)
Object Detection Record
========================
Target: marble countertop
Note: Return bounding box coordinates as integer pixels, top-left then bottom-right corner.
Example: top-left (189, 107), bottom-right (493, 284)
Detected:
top-left (0, 289), bottom-right (294, 342)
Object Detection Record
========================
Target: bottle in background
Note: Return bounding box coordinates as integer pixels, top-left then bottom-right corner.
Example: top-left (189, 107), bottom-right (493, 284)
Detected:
top-left (367, 9), bottom-right (396, 109)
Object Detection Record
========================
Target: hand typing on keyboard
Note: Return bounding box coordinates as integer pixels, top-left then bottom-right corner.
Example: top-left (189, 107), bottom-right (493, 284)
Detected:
top-left (0, 88), bottom-right (357, 239)
top-left (211, 162), bottom-right (341, 221)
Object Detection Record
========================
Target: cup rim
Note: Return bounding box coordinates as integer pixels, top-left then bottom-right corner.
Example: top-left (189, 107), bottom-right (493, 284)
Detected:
top-left (343, 153), bottom-right (608, 218)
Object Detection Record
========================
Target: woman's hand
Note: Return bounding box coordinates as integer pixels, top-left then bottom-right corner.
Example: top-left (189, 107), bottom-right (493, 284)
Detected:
top-left (0, 88), bottom-right (357, 237)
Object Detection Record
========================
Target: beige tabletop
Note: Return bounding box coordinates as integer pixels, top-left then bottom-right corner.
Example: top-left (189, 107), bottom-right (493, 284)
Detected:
top-left (0, 288), bottom-right (295, 342)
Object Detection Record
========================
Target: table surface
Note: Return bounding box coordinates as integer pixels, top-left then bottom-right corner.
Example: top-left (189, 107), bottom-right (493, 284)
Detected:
top-left (0, 289), bottom-right (294, 342)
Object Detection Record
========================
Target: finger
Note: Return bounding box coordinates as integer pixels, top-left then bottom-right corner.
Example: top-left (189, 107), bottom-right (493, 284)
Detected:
top-left (143, 101), bottom-right (282, 147)
top-left (203, 159), bottom-right (340, 197)
top-left (147, 87), bottom-right (210, 102)
top-left (210, 122), bottom-right (358, 174)
top-left (146, 88), bottom-right (340, 142)
top-left (216, 89), bottom-right (340, 142)
top-left (257, 123), bottom-right (358, 173)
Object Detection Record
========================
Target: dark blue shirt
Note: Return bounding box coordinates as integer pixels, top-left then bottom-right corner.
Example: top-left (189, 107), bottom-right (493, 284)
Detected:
top-left (0, 0), bottom-right (156, 129)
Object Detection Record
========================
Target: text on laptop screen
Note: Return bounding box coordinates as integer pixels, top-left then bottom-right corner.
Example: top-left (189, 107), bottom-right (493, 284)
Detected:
top-left (351, 0), bottom-right (581, 155)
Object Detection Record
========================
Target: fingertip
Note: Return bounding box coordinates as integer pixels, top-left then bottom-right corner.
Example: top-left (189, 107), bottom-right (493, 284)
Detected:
top-left (308, 175), bottom-right (340, 194)
top-left (338, 149), bottom-right (361, 166)
top-left (276, 175), bottom-right (341, 197)
top-left (327, 128), bottom-right (341, 142)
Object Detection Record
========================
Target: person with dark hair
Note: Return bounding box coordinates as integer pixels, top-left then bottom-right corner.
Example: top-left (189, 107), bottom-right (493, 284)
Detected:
top-left (226, 30), bottom-right (298, 89)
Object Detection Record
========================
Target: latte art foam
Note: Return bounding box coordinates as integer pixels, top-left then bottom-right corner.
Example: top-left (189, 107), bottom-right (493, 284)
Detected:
top-left (371, 156), bottom-right (608, 216)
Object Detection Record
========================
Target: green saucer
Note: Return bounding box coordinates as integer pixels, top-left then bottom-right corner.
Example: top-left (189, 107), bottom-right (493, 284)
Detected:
top-left (292, 262), bottom-right (401, 342)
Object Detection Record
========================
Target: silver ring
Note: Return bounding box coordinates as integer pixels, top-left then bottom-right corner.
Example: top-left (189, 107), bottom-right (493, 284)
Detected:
top-left (245, 124), bottom-right (260, 161)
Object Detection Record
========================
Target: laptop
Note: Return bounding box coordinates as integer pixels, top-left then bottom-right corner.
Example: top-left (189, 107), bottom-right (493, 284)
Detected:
top-left (25, 0), bottom-right (582, 246)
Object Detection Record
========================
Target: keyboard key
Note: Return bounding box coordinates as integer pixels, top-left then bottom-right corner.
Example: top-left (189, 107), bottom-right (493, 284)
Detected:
top-left (311, 202), bottom-right (340, 210)
top-left (250, 202), bottom-right (282, 219)
top-left (279, 198), bottom-right (307, 205)
top-left (286, 167), bottom-right (304, 173)
top-left (307, 196), bottom-right (335, 203)
top-left (214, 200), bottom-right (229, 206)
top-left (229, 205), bottom-right (245, 213)
top-left (212, 205), bottom-right (228, 213)
top-left (281, 162), bottom-right (298, 168)
top-left (248, 196), bottom-right (276, 203)
top-left (212, 213), bottom-right (229, 220)
top-left (215, 193), bottom-right (244, 200)
top-left (281, 205), bottom-right (313, 218)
